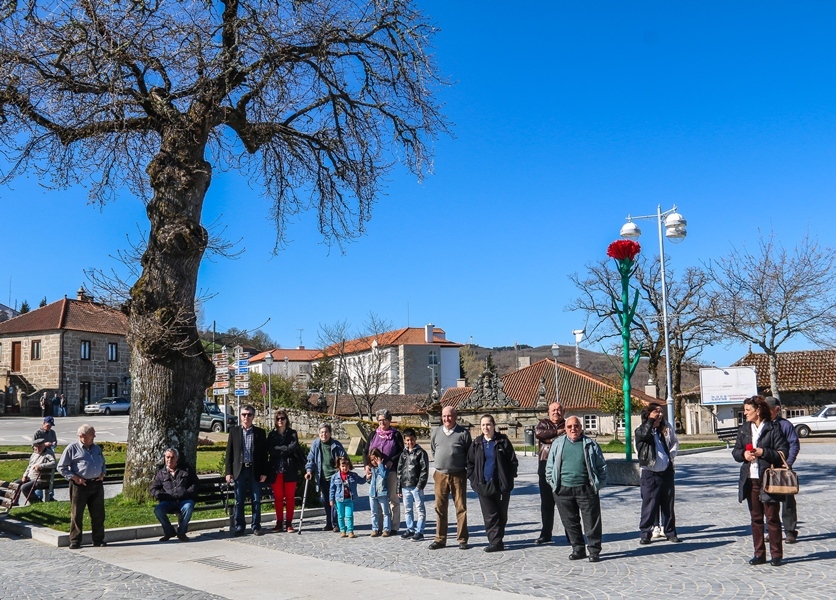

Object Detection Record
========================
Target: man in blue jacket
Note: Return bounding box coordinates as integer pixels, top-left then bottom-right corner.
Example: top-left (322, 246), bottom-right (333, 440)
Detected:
top-left (545, 415), bottom-right (607, 562)
top-left (765, 396), bottom-right (800, 543)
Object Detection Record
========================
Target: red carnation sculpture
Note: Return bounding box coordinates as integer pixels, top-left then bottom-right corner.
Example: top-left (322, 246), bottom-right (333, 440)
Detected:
top-left (607, 239), bottom-right (641, 262)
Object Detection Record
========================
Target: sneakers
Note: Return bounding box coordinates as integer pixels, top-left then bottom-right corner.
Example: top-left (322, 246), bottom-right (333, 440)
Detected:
top-left (651, 525), bottom-right (665, 539)
top-left (639, 538), bottom-right (652, 545)
top-left (412, 533), bottom-right (424, 542)
top-left (459, 542), bottom-right (470, 550)
top-left (285, 524), bottom-right (296, 533)
top-left (348, 532), bottom-right (356, 538)
top-left (401, 530), bottom-right (414, 539)
top-left (381, 530), bottom-right (391, 538)
top-left (428, 540), bottom-right (445, 550)
top-left (370, 531), bottom-right (380, 538)
top-left (340, 531), bottom-right (347, 538)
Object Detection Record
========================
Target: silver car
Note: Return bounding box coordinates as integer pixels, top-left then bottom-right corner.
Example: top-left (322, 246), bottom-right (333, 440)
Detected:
top-left (85, 396), bottom-right (131, 416)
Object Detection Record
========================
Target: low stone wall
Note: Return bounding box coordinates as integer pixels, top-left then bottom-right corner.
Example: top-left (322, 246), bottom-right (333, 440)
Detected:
top-left (283, 409), bottom-right (349, 440)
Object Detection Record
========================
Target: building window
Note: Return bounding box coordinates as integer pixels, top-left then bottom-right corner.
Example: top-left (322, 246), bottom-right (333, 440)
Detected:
top-left (107, 382), bottom-right (119, 397)
top-left (108, 342), bottom-right (118, 362)
top-left (428, 350), bottom-right (439, 365)
top-left (615, 416), bottom-right (625, 430)
top-left (736, 411), bottom-right (745, 425)
top-left (80, 340), bottom-right (91, 360)
top-left (79, 381), bottom-right (91, 408)
top-left (583, 414), bottom-right (599, 432)
top-left (31, 340), bottom-right (41, 360)
top-left (786, 409), bottom-right (805, 418)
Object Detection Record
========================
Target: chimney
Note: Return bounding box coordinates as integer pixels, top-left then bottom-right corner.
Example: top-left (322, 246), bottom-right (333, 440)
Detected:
top-left (425, 323), bottom-right (434, 343)
top-left (76, 287), bottom-right (90, 302)
top-left (456, 378), bottom-right (467, 388)
top-left (297, 345), bottom-right (305, 350)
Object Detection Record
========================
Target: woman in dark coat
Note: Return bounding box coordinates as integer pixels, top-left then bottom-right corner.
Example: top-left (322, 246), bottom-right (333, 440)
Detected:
top-left (732, 395), bottom-right (789, 566)
top-left (267, 410), bottom-right (300, 532)
top-left (467, 413), bottom-right (518, 552)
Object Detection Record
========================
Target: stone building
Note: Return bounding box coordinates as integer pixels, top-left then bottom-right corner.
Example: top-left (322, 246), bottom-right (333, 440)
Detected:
top-left (0, 289), bottom-right (130, 415)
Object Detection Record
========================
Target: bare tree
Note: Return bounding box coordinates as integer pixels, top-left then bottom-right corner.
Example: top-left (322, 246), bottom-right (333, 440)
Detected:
top-left (319, 313), bottom-right (402, 420)
top-left (705, 233), bottom-right (836, 400)
top-left (568, 256), bottom-right (716, 419)
top-left (0, 0), bottom-right (446, 499)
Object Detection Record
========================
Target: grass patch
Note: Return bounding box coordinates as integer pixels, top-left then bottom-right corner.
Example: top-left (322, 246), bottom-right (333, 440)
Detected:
top-left (12, 494), bottom-right (229, 532)
top-left (597, 440), bottom-right (724, 453)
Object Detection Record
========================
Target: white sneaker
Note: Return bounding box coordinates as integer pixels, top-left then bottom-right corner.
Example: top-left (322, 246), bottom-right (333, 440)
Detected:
top-left (651, 526), bottom-right (665, 539)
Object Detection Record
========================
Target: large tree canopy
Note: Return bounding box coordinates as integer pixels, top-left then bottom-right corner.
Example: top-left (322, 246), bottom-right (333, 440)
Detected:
top-left (0, 0), bottom-right (446, 499)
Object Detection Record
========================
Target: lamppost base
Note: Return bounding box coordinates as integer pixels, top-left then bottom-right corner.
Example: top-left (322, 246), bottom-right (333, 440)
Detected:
top-left (605, 459), bottom-right (641, 486)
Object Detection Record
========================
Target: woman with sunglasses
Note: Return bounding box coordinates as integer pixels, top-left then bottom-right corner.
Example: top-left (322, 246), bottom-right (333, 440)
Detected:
top-left (268, 410), bottom-right (300, 532)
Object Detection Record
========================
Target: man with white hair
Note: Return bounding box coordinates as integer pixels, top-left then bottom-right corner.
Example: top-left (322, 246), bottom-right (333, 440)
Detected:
top-left (57, 424), bottom-right (107, 549)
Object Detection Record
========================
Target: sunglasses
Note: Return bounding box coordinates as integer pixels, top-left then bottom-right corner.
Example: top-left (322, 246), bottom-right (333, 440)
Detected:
top-left (566, 424), bottom-right (581, 429)
top-left (275, 417), bottom-right (287, 421)
top-left (241, 413), bottom-right (254, 418)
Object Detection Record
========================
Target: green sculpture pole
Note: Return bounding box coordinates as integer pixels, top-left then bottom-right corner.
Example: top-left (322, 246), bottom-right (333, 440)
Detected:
top-left (607, 240), bottom-right (643, 461)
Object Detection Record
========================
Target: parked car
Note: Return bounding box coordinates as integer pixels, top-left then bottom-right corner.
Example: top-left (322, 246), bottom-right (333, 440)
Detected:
top-left (788, 404), bottom-right (836, 438)
top-left (200, 401), bottom-right (237, 433)
top-left (85, 397), bottom-right (131, 416)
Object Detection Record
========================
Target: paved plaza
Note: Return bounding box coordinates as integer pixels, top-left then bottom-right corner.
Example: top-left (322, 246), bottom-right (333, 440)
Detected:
top-left (2, 443), bottom-right (835, 599)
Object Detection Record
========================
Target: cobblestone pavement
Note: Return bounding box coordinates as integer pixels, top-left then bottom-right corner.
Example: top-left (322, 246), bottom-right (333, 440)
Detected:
top-left (2, 442), bottom-right (835, 599)
top-left (0, 532), bottom-right (225, 600)
top-left (225, 444), bottom-right (836, 599)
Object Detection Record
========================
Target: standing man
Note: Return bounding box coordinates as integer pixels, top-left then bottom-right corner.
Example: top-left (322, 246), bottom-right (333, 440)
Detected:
top-left (60, 393), bottom-right (68, 417)
top-left (546, 415), bottom-right (607, 562)
top-left (429, 406), bottom-right (472, 550)
top-left (51, 392), bottom-right (61, 418)
top-left (225, 405), bottom-right (268, 536)
top-left (635, 403), bottom-right (680, 544)
top-left (765, 396), bottom-right (800, 543)
top-left (39, 392), bottom-right (48, 418)
top-left (57, 424), bottom-right (106, 549)
top-left (151, 447), bottom-right (200, 542)
top-left (534, 401), bottom-right (565, 544)
top-left (305, 423), bottom-right (346, 532)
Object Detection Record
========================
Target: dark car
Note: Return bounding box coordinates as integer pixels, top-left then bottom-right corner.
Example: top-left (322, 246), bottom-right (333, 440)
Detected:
top-left (200, 401), bottom-right (237, 432)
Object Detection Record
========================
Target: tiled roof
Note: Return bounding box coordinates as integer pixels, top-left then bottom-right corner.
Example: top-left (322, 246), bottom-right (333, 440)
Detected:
top-left (732, 350), bottom-right (836, 392)
top-left (323, 327), bottom-right (460, 356)
top-left (440, 358), bottom-right (657, 410)
top-left (250, 348), bottom-right (323, 363)
top-left (318, 393), bottom-right (432, 417)
top-left (0, 298), bottom-right (128, 336)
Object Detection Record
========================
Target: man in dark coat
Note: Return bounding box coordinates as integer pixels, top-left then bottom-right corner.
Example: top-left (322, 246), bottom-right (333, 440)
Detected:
top-left (225, 405), bottom-right (269, 536)
top-left (765, 396), bottom-right (801, 543)
top-left (534, 401), bottom-right (565, 544)
top-left (150, 447), bottom-right (200, 542)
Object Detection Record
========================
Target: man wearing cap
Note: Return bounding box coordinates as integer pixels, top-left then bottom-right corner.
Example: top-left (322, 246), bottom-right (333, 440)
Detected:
top-left (35, 417), bottom-right (58, 500)
top-left (58, 424), bottom-right (107, 549)
top-left (0, 433), bottom-right (56, 508)
top-left (765, 396), bottom-right (801, 543)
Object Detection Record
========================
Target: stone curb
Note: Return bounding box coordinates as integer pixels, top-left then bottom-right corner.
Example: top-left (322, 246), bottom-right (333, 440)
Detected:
top-left (0, 506), bottom-right (325, 547)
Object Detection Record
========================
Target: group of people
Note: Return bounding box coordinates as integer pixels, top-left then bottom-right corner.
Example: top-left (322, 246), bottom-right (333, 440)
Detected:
top-left (37, 394), bottom-right (802, 563)
top-left (39, 392), bottom-right (67, 418)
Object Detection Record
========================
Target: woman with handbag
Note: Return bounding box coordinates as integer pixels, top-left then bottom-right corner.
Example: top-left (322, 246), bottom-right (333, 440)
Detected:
top-left (466, 413), bottom-right (518, 552)
top-left (732, 395), bottom-right (789, 567)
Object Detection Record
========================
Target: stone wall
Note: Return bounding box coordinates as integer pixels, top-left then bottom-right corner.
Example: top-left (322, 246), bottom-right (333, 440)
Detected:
top-left (283, 409), bottom-right (350, 440)
top-left (62, 331), bottom-right (130, 412)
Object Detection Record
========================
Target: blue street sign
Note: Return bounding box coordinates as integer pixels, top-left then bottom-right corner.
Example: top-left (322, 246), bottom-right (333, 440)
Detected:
top-left (237, 367), bottom-right (249, 374)
top-left (237, 360), bottom-right (249, 367)
top-left (234, 389), bottom-right (250, 396)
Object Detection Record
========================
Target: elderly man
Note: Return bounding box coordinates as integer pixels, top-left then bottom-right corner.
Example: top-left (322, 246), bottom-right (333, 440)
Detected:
top-left (225, 405), bottom-right (269, 536)
top-left (34, 416), bottom-right (58, 501)
top-left (546, 415), bottom-right (607, 562)
top-left (305, 423), bottom-right (346, 532)
top-left (0, 433), bottom-right (56, 509)
top-left (58, 424), bottom-right (106, 549)
top-left (534, 401), bottom-right (566, 544)
top-left (429, 406), bottom-right (472, 550)
top-left (151, 448), bottom-right (200, 542)
top-left (765, 396), bottom-right (801, 543)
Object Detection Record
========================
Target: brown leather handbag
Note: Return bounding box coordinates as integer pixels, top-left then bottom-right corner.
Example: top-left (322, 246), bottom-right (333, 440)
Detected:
top-left (762, 451), bottom-right (799, 495)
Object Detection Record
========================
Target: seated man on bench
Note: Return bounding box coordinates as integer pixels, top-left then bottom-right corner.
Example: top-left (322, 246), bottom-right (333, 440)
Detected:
top-left (0, 432), bottom-right (56, 509)
top-left (150, 447), bottom-right (200, 542)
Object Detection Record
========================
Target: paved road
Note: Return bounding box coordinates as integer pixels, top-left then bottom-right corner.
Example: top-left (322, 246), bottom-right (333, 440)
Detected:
top-left (2, 443), bottom-right (835, 599)
top-left (0, 415), bottom-right (130, 445)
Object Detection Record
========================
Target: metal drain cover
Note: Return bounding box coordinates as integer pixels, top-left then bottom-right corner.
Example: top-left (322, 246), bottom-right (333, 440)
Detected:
top-left (189, 556), bottom-right (251, 571)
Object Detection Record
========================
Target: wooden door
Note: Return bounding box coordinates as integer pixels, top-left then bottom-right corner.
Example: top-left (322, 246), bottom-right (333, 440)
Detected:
top-left (11, 341), bottom-right (21, 372)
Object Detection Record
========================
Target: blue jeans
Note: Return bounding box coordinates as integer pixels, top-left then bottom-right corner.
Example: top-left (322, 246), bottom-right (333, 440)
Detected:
top-left (335, 499), bottom-right (355, 533)
top-left (234, 466), bottom-right (262, 532)
top-left (402, 486), bottom-right (426, 533)
top-left (154, 499), bottom-right (195, 537)
top-left (370, 495), bottom-right (391, 533)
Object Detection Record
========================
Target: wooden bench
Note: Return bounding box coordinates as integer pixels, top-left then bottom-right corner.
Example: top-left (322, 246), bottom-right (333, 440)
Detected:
top-left (716, 427), bottom-right (738, 448)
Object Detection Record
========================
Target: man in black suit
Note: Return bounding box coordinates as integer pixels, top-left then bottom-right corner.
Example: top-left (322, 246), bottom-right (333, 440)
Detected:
top-left (225, 405), bottom-right (269, 536)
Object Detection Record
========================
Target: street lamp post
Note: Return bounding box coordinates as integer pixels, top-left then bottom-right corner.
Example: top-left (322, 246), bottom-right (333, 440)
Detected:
top-left (572, 329), bottom-right (585, 369)
top-left (551, 343), bottom-right (560, 404)
top-left (620, 204), bottom-right (687, 428)
top-left (264, 351), bottom-right (274, 421)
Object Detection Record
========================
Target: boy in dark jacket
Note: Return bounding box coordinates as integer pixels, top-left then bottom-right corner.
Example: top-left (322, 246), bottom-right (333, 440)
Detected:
top-left (150, 448), bottom-right (200, 542)
top-left (397, 428), bottom-right (429, 541)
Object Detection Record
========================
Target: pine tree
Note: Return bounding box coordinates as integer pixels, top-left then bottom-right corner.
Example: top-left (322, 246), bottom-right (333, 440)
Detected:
top-left (39, 297), bottom-right (47, 307)
top-left (19, 300), bottom-right (30, 314)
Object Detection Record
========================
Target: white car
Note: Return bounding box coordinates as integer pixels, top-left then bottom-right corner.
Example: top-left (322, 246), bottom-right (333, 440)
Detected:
top-left (788, 404), bottom-right (836, 438)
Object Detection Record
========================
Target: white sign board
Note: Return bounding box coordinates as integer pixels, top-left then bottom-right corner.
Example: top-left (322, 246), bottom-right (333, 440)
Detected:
top-left (700, 366), bottom-right (758, 405)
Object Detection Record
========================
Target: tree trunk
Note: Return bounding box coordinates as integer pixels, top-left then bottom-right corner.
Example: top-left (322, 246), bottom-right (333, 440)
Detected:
top-left (123, 136), bottom-right (215, 501)
top-left (767, 352), bottom-right (780, 400)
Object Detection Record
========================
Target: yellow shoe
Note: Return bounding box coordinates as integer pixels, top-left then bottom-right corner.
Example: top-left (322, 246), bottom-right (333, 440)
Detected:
top-left (340, 531), bottom-right (347, 538)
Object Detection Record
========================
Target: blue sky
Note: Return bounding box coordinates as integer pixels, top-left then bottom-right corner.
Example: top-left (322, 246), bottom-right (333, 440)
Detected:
top-left (3, 2), bottom-right (836, 367)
